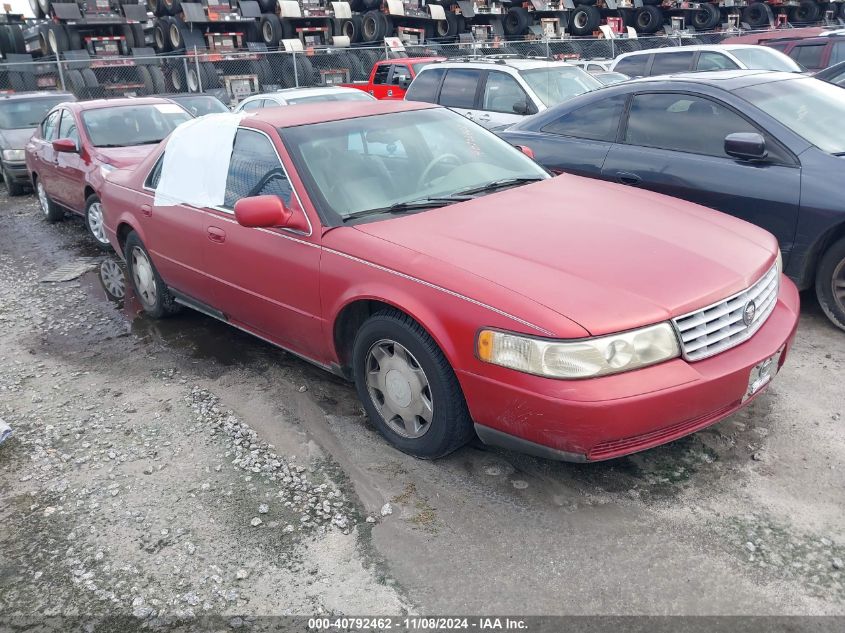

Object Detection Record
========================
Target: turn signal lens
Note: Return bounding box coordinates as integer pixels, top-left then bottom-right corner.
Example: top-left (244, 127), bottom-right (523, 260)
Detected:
top-left (476, 323), bottom-right (680, 379)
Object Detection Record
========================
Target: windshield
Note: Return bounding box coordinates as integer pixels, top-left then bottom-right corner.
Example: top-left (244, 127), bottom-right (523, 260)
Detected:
top-left (281, 108), bottom-right (548, 224)
top-left (0, 97), bottom-right (69, 130)
top-left (730, 47), bottom-right (802, 72)
top-left (735, 77), bottom-right (845, 154)
top-left (170, 95), bottom-right (229, 116)
top-left (285, 92), bottom-right (374, 105)
top-left (81, 104), bottom-right (192, 147)
top-left (520, 66), bottom-right (602, 107)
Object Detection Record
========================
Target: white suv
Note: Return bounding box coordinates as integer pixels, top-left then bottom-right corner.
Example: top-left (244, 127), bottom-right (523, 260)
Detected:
top-left (404, 58), bottom-right (602, 129)
top-left (610, 44), bottom-right (803, 78)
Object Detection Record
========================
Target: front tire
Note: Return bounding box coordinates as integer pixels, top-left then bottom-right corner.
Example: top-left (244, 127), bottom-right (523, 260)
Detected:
top-left (815, 238), bottom-right (845, 331)
top-left (2, 166), bottom-right (25, 196)
top-left (36, 178), bottom-right (64, 222)
top-left (352, 309), bottom-right (474, 459)
top-left (85, 194), bottom-right (112, 251)
top-left (124, 231), bottom-right (181, 318)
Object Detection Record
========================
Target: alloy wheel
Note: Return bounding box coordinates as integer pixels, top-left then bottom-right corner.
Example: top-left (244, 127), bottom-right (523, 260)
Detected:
top-left (37, 182), bottom-right (50, 217)
top-left (87, 202), bottom-right (109, 245)
top-left (131, 246), bottom-right (157, 308)
top-left (365, 339), bottom-right (434, 439)
top-left (833, 258), bottom-right (845, 315)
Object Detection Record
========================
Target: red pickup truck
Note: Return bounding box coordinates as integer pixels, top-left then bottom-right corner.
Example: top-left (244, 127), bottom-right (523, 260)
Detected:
top-left (342, 57), bottom-right (445, 100)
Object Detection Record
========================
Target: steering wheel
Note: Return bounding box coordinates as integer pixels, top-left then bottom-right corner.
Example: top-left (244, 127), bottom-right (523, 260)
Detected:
top-left (417, 153), bottom-right (461, 189)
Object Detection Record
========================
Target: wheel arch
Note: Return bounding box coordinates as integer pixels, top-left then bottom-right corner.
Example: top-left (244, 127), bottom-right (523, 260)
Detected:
top-left (115, 220), bottom-right (138, 254)
top-left (796, 220), bottom-right (845, 290)
top-left (84, 185), bottom-right (96, 201)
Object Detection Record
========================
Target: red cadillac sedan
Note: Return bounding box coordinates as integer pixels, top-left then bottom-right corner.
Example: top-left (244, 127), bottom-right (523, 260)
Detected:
top-left (99, 101), bottom-right (800, 462)
top-left (25, 97), bottom-right (192, 250)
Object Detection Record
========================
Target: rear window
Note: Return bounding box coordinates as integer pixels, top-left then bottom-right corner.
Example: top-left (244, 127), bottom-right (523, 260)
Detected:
top-left (404, 67), bottom-right (446, 103)
top-left (649, 51), bottom-right (694, 75)
top-left (789, 44), bottom-right (826, 70)
top-left (614, 55), bottom-right (649, 78)
top-left (0, 96), bottom-right (69, 130)
top-left (285, 92), bottom-right (374, 105)
top-left (730, 46), bottom-right (802, 72)
top-left (81, 104), bottom-right (192, 148)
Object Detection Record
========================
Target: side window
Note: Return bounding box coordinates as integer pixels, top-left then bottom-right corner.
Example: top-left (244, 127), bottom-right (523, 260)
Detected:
top-left (224, 129), bottom-right (292, 209)
top-left (57, 110), bottom-right (79, 145)
top-left (830, 41), bottom-right (845, 65)
top-left (696, 52), bottom-right (740, 71)
top-left (389, 65), bottom-right (412, 86)
top-left (438, 69), bottom-right (482, 109)
top-left (790, 44), bottom-right (825, 69)
top-left (649, 51), bottom-right (695, 75)
top-left (373, 64), bottom-right (390, 85)
top-left (146, 155), bottom-right (164, 189)
top-left (239, 99), bottom-right (264, 112)
top-left (481, 71), bottom-right (529, 114)
top-left (541, 94), bottom-right (626, 142)
top-left (404, 67), bottom-right (445, 103)
top-left (624, 93), bottom-right (758, 157)
top-left (42, 110), bottom-right (60, 140)
top-left (614, 55), bottom-right (649, 78)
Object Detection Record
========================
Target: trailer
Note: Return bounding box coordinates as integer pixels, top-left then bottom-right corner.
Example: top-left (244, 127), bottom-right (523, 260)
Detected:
top-left (256, 0), bottom-right (353, 47)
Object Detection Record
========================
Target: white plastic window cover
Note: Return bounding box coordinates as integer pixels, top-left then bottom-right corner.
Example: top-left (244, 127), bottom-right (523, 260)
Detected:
top-left (154, 112), bottom-right (247, 209)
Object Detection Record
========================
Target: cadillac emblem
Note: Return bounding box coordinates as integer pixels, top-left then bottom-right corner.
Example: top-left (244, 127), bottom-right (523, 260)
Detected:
top-left (742, 300), bottom-right (757, 327)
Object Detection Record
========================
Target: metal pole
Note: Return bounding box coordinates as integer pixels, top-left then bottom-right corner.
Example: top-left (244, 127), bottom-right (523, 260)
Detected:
top-left (182, 56), bottom-right (189, 92)
top-left (56, 57), bottom-right (66, 92)
top-left (194, 46), bottom-right (203, 93)
top-left (292, 49), bottom-right (299, 87)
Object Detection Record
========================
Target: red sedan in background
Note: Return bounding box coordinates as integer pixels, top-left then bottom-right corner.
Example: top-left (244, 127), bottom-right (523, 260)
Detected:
top-left (25, 97), bottom-right (192, 249)
top-left (100, 102), bottom-right (799, 462)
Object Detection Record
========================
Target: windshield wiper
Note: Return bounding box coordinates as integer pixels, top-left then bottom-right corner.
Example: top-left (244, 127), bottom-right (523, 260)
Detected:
top-left (452, 176), bottom-right (546, 197)
top-left (342, 197), bottom-right (462, 222)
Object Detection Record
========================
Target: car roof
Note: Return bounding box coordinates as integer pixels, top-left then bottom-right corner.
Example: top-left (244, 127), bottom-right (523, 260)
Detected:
top-left (721, 26), bottom-right (844, 44)
top-left (626, 69), bottom-right (804, 90)
top-left (0, 91), bottom-right (74, 101)
top-left (243, 99), bottom-right (437, 129)
top-left (615, 43), bottom-right (780, 60)
top-left (251, 86), bottom-right (368, 100)
top-left (379, 56), bottom-right (445, 64)
top-left (423, 58), bottom-right (576, 71)
top-left (67, 96), bottom-right (180, 112)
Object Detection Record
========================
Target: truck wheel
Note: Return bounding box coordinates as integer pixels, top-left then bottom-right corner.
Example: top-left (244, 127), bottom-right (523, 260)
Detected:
top-left (340, 16), bottom-right (363, 43)
top-left (81, 68), bottom-right (102, 97)
top-left (434, 12), bottom-right (460, 39)
top-left (8, 72), bottom-right (37, 92)
top-left (692, 3), bottom-right (722, 30)
top-left (362, 10), bottom-right (393, 42)
top-left (634, 5), bottom-right (663, 33)
top-left (85, 195), bottom-right (112, 251)
top-left (186, 65), bottom-right (202, 92)
top-left (147, 0), bottom-right (163, 16)
top-left (37, 0), bottom-right (50, 17)
top-left (29, 0), bottom-right (44, 19)
top-left (125, 232), bottom-right (182, 319)
top-left (840, 3), bottom-right (845, 19)
top-left (260, 14), bottom-right (283, 45)
top-left (202, 62), bottom-right (221, 89)
top-left (256, 0), bottom-right (276, 11)
top-left (5, 25), bottom-right (26, 54)
top-left (169, 17), bottom-right (189, 52)
top-left (503, 7), bottom-right (531, 37)
top-left (789, 0), bottom-right (820, 22)
top-left (120, 24), bottom-right (137, 49)
top-left (170, 65), bottom-right (187, 92)
top-left (65, 69), bottom-right (87, 97)
top-left (742, 2), bottom-right (773, 27)
top-left (47, 24), bottom-right (69, 55)
top-left (154, 18), bottom-right (172, 52)
top-left (569, 5), bottom-right (601, 36)
top-left (149, 66), bottom-right (167, 92)
top-left (163, 0), bottom-right (181, 16)
top-left (816, 237), bottom-right (845, 331)
top-left (36, 178), bottom-right (64, 223)
top-left (362, 0), bottom-right (380, 9)
top-left (352, 309), bottom-right (474, 459)
top-left (138, 66), bottom-right (156, 94)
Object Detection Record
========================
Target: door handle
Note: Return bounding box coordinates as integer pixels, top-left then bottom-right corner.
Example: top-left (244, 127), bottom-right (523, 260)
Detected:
top-left (207, 226), bottom-right (226, 243)
top-left (140, 204), bottom-right (152, 217)
top-left (477, 113), bottom-right (491, 122)
top-left (463, 111), bottom-right (473, 119)
top-left (617, 172), bottom-right (642, 186)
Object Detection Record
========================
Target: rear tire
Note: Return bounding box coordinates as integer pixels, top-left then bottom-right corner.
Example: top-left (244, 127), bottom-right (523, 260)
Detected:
top-left (789, 0), bottom-right (821, 23)
top-left (352, 309), bottom-right (474, 459)
top-left (36, 178), bottom-right (64, 223)
top-left (692, 3), bottom-right (722, 30)
top-left (815, 238), bottom-right (845, 331)
top-left (125, 231), bottom-right (182, 319)
top-left (85, 195), bottom-right (112, 251)
top-left (634, 5), bottom-right (664, 33)
top-left (742, 2), bottom-right (773, 27)
top-left (503, 7), bottom-right (531, 37)
top-left (569, 5), bottom-right (601, 36)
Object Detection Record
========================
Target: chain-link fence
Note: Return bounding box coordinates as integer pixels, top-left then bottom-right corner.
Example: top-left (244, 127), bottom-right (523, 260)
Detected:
top-left (0, 28), bottom-right (781, 103)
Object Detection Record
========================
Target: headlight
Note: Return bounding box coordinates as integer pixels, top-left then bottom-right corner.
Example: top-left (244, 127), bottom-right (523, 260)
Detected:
top-left (2, 149), bottom-right (25, 162)
top-left (100, 164), bottom-right (117, 178)
top-left (476, 323), bottom-right (680, 379)
top-left (776, 248), bottom-right (782, 276)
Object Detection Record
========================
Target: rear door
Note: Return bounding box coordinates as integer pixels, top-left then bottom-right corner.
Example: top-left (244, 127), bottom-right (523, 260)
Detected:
top-left (437, 68), bottom-right (484, 122)
top-left (370, 63), bottom-right (392, 99)
top-left (601, 91), bottom-right (801, 252)
top-left (647, 50), bottom-right (695, 76)
top-left (385, 62), bottom-right (412, 99)
top-left (33, 110), bottom-right (61, 199)
top-left (476, 70), bottom-right (534, 129)
top-left (200, 127), bottom-right (323, 359)
top-left (53, 109), bottom-right (86, 212)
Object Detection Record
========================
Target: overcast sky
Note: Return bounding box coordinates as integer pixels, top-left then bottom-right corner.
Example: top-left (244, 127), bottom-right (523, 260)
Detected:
top-left (5, 1), bottom-right (35, 18)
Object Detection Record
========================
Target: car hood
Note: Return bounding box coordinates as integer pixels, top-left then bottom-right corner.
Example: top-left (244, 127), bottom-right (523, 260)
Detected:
top-left (0, 127), bottom-right (36, 150)
top-left (353, 175), bottom-right (778, 336)
top-left (94, 145), bottom-right (158, 168)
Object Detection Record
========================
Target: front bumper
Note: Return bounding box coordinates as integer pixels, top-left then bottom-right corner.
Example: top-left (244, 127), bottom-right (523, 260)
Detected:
top-left (460, 277), bottom-right (800, 462)
top-left (3, 161), bottom-right (30, 184)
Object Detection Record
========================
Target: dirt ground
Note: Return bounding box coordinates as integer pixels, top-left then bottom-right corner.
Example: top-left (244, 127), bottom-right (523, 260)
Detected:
top-left (0, 187), bottom-right (843, 624)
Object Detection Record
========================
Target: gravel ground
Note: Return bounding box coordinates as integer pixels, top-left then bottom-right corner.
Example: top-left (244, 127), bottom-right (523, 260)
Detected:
top-left (0, 188), bottom-right (843, 623)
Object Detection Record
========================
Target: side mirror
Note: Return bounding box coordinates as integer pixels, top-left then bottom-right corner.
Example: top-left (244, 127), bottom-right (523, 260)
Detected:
top-left (725, 132), bottom-right (767, 161)
top-left (512, 100), bottom-right (531, 115)
top-left (234, 195), bottom-right (308, 232)
top-left (52, 138), bottom-right (77, 153)
top-left (515, 145), bottom-right (535, 159)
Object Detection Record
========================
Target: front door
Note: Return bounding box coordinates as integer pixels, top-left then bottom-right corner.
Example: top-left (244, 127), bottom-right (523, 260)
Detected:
top-left (601, 91), bottom-right (801, 254)
top-left (32, 109), bottom-right (61, 199)
top-left (476, 70), bottom-right (533, 129)
top-left (53, 109), bottom-right (87, 212)
top-left (200, 128), bottom-right (323, 360)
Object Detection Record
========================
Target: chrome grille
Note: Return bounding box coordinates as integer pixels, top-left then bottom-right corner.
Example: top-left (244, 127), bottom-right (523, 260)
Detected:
top-left (673, 265), bottom-right (779, 361)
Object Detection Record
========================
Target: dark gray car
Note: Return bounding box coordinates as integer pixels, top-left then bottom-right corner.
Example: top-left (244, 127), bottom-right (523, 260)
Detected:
top-left (500, 70), bottom-right (845, 330)
top-left (0, 92), bottom-right (74, 196)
